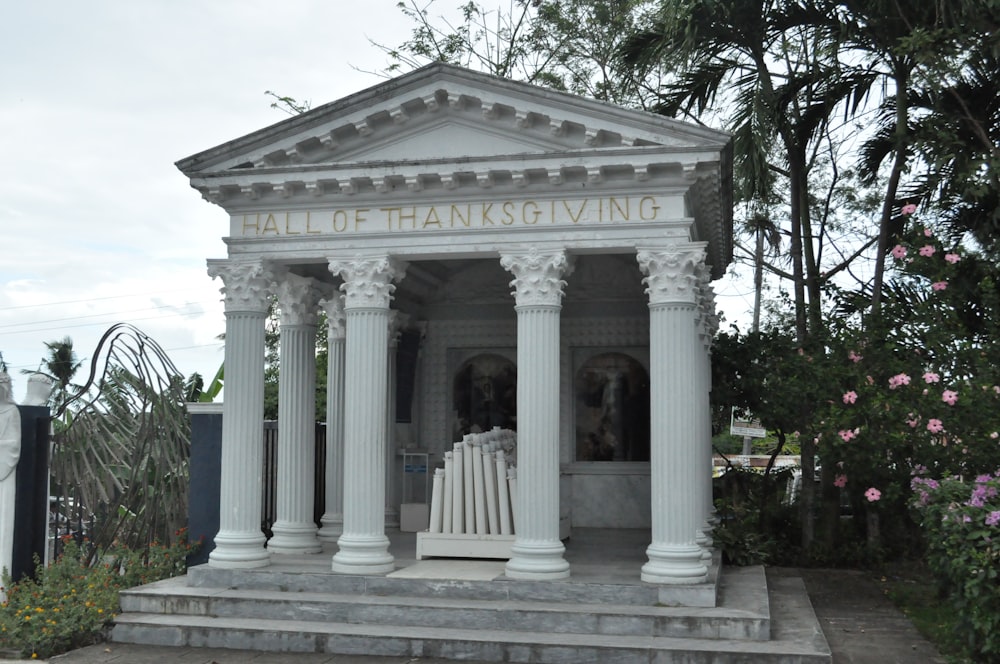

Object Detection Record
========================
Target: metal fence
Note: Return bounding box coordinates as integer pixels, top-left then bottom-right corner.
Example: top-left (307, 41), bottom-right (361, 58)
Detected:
top-left (261, 421), bottom-right (326, 536)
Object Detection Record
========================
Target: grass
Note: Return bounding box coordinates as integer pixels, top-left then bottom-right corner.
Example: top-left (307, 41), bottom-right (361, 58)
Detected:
top-left (878, 559), bottom-right (971, 663)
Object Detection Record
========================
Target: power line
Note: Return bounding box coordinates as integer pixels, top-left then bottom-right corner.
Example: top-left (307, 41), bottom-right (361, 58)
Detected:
top-left (0, 287), bottom-right (208, 312)
top-left (0, 300), bottom-right (219, 331)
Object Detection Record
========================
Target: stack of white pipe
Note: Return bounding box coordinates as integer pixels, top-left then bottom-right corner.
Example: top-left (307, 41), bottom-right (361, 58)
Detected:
top-left (427, 427), bottom-right (517, 536)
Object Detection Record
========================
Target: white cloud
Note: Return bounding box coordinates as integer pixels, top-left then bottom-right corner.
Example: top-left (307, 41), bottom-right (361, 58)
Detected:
top-left (0, 0), bottom-right (753, 392)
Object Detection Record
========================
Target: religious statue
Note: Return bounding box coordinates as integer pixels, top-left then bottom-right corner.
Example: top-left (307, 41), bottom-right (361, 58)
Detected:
top-left (0, 370), bottom-right (21, 594)
top-left (22, 372), bottom-right (53, 406)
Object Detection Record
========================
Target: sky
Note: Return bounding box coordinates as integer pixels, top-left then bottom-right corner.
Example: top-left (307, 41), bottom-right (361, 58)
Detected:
top-left (0, 1), bottom-right (756, 398)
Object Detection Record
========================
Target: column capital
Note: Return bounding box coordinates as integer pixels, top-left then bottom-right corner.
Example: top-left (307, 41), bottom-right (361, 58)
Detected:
top-left (274, 272), bottom-right (324, 327)
top-left (207, 260), bottom-right (272, 313)
top-left (319, 294), bottom-right (347, 340)
top-left (328, 255), bottom-right (407, 309)
top-left (636, 244), bottom-right (706, 306)
top-left (500, 248), bottom-right (573, 307)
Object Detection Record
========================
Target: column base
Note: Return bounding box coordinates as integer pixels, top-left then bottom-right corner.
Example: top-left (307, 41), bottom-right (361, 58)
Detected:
top-left (317, 514), bottom-right (343, 543)
top-left (268, 521), bottom-right (322, 554)
top-left (385, 507), bottom-right (400, 530)
top-left (696, 522), bottom-right (714, 561)
top-left (208, 531), bottom-right (270, 569)
top-left (641, 542), bottom-right (707, 584)
top-left (504, 539), bottom-right (570, 580)
top-left (331, 533), bottom-right (394, 575)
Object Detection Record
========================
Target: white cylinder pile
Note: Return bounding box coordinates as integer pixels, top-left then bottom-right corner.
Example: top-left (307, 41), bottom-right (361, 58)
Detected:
top-left (427, 428), bottom-right (517, 535)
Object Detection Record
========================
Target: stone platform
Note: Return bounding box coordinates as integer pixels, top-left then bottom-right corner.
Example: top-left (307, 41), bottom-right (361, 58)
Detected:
top-left (111, 529), bottom-right (831, 663)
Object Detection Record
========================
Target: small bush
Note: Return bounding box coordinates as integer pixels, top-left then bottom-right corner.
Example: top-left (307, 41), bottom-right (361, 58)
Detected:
top-left (0, 532), bottom-right (195, 659)
top-left (911, 471), bottom-right (1000, 663)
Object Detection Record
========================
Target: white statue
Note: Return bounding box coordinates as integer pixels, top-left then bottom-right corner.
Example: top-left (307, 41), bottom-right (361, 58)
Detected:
top-left (22, 373), bottom-right (54, 406)
top-left (0, 371), bottom-right (21, 595)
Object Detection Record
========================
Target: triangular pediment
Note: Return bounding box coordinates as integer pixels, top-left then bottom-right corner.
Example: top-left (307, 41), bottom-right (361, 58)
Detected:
top-left (177, 62), bottom-right (730, 175)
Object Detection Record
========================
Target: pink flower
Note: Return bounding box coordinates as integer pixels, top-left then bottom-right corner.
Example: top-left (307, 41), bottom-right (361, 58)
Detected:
top-left (891, 245), bottom-right (907, 259)
top-left (922, 372), bottom-right (940, 383)
top-left (888, 373), bottom-right (911, 389)
top-left (839, 429), bottom-right (856, 442)
top-left (927, 419), bottom-right (944, 433)
top-left (942, 390), bottom-right (958, 406)
top-left (848, 350), bottom-right (863, 363)
top-left (901, 203), bottom-right (917, 215)
top-left (842, 391), bottom-right (858, 404)
top-left (834, 475), bottom-right (847, 488)
top-left (991, 432), bottom-right (999, 440)
top-left (945, 253), bottom-right (960, 264)
top-left (865, 487), bottom-right (881, 502)
top-left (923, 228), bottom-right (932, 236)
top-left (919, 245), bottom-right (936, 257)
top-left (987, 511), bottom-right (1000, 527)
top-left (906, 417), bottom-right (920, 428)
top-left (931, 281), bottom-right (948, 291)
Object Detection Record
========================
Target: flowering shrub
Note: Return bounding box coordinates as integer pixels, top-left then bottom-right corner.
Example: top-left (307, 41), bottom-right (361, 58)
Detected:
top-left (813, 211), bottom-right (1000, 555)
top-left (911, 471), bottom-right (1000, 663)
top-left (0, 533), bottom-right (195, 659)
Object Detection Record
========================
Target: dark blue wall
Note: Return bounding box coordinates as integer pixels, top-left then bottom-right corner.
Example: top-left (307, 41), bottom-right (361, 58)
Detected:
top-left (187, 409), bottom-right (222, 566)
top-left (12, 406), bottom-right (50, 582)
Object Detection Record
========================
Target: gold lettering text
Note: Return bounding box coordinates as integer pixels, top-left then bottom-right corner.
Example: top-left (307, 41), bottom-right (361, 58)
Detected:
top-left (639, 196), bottom-right (660, 220)
top-left (243, 214), bottom-right (260, 236)
top-left (523, 201), bottom-right (541, 224)
top-left (261, 214), bottom-right (279, 235)
top-left (423, 207), bottom-right (442, 228)
top-left (332, 210), bottom-right (349, 233)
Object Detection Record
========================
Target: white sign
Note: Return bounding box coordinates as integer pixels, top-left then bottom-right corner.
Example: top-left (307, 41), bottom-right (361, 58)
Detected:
top-left (730, 409), bottom-right (767, 438)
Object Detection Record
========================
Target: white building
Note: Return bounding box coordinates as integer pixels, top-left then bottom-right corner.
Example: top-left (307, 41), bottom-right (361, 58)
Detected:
top-left (177, 62), bottom-right (732, 585)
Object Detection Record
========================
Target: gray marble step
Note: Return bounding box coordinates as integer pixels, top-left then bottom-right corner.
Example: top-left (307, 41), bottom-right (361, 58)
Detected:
top-left (120, 565), bottom-right (768, 641)
top-left (185, 551), bottom-right (723, 608)
top-left (112, 595), bottom-right (829, 664)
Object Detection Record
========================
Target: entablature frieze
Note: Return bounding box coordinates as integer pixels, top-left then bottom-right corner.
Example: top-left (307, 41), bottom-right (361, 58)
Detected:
top-left (192, 150), bottom-right (718, 210)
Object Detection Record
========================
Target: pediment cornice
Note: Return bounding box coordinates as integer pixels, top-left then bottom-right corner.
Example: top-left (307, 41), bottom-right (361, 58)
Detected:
top-left (177, 63), bottom-right (730, 176)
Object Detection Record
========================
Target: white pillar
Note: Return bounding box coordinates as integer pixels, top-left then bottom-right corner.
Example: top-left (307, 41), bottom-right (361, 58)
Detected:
top-left (500, 248), bottom-right (571, 580)
top-left (318, 295), bottom-right (346, 543)
top-left (637, 245), bottom-right (708, 584)
top-left (328, 255), bottom-right (406, 575)
top-left (268, 273), bottom-right (323, 554)
top-left (206, 260), bottom-right (272, 568)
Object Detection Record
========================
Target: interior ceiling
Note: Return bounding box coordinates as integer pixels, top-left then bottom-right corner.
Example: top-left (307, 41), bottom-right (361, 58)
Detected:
top-left (288, 254), bottom-right (644, 310)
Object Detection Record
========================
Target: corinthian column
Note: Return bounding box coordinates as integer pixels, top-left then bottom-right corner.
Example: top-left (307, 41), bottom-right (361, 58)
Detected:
top-left (499, 248), bottom-right (572, 580)
top-left (268, 272), bottom-right (324, 554)
top-left (637, 245), bottom-right (709, 584)
top-left (206, 260), bottom-right (272, 568)
top-left (318, 295), bottom-right (346, 543)
top-left (327, 255), bottom-right (406, 574)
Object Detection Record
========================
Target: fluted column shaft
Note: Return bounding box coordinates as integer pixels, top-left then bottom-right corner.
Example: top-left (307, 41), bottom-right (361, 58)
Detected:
top-left (206, 260), bottom-right (271, 568)
top-left (269, 273), bottom-right (323, 554)
top-left (638, 245), bottom-right (709, 584)
top-left (328, 256), bottom-right (406, 575)
top-left (500, 249), bottom-right (571, 580)
top-left (318, 296), bottom-right (346, 542)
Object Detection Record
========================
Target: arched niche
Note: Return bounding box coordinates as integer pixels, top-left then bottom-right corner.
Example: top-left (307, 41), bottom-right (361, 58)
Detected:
top-left (451, 353), bottom-right (517, 440)
top-left (574, 351), bottom-right (650, 462)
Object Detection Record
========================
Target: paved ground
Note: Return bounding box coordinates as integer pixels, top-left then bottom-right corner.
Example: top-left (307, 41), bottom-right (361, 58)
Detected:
top-left (0, 567), bottom-right (947, 663)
